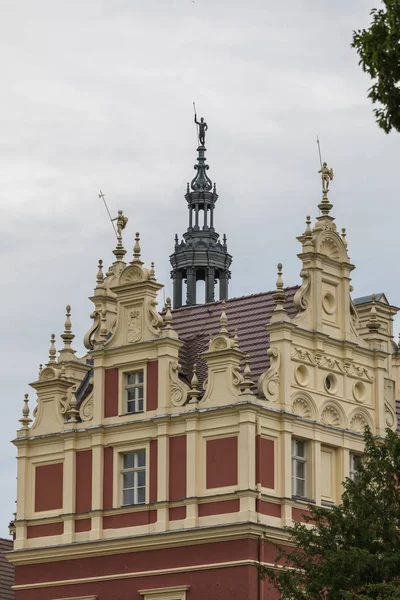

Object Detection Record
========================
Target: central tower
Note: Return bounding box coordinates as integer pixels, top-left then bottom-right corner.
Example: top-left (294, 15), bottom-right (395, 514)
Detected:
top-left (170, 121), bottom-right (232, 308)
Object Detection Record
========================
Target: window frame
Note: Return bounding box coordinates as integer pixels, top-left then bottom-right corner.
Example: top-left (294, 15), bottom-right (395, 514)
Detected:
top-left (120, 449), bottom-right (147, 507)
top-left (292, 438), bottom-right (307, 498)
top-left (125, 370), bottom-right (145, 414)
top-left (119, 364), bottom-right (146, 416)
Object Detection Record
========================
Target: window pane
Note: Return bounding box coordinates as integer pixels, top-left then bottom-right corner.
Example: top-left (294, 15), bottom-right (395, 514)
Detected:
top-left (138, 470), bottom-right (146, 487)
top-left (127, 401), bottom-right (135, 414)
top-left (137, 451), bottom-right (146, 467)
top-left (138, 371), bottom-right (144, 384)
top-left (294, 440), bottom-right (305, 457)
top-left (123, 471), bottom-right (135, 488)
top-left (138, 398), bottom-right (144, 412)
top-left (127, 373), bottom-right (137, 385)
top-left (296, 461), bottom-right (305, 480)
top-left (127, 388), bottom-right (137, 400)
top-left (123, 488), bottom-right (134, 505)
top-left (137, 487), bottom-right (145, 504)
top-left (296, 478), bottom-right (305, 497)
top-left (123, 453), bottom-right (135, 469)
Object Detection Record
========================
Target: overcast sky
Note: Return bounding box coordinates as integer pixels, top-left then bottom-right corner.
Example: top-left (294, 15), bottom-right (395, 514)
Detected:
top-left (0, 0), bottom-right (398, 537)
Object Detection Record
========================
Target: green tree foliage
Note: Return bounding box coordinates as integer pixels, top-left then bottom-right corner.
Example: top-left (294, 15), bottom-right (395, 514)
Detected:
top-left (259, 428), bottom-right (400, 600)
top-left (351, 0), bottom-right (400, 133)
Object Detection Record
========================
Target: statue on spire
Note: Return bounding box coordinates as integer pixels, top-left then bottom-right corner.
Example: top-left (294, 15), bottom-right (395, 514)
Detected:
top-left (194, 109), bottom-right (208, 146)
top-left (318, 162), bottom-right (334, 196)
top-left (112, 210), bottom-right (128, 240)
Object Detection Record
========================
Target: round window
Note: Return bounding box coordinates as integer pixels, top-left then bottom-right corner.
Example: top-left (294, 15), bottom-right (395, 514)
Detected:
top-left (324, 373), bottom-right (337, 394)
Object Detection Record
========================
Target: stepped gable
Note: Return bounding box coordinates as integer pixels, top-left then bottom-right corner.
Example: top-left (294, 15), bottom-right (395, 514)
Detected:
top-left (172, 286), bottom-right (299, 387)
top-left (0, 538), bottom-right (14, 600)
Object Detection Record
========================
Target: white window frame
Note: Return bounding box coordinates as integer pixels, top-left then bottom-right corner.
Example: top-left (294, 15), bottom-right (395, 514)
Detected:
top-left (349, 452), bottom-right (362, 481)
top-left (125, 370), bottom-right (144, 414)
top-left (138, 586), bottom-right (190, 600)
top-left (292, 438), bottom-right (307, 498)
top-left (121, 450), bottom-right (146, 506)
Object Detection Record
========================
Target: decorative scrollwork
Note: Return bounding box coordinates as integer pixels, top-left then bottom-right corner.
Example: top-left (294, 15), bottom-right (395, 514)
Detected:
top-left (293, 269), bottom-right (311, 312)
top-left (258, 348), bottom-right (281, 402)
top-left (148, 298), bottom-right (163, 336)
top-left (80, 394), bottom-right (93, 422)
top-left (83, 311), bottom-right (101, 350)
top-left (169, 362), bottom-right (190, 406)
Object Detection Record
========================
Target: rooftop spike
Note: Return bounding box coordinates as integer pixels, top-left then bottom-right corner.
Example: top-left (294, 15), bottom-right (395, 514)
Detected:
top-left (188, 364), bottom-right (201, 404)
top-left (19, 393), bottom-right (32, 430)
top-left (341, 228), bottom-right (348, 249)
top-left (273, 263), bottom-right (286, 309)
top-left (48, 334), bottom-right (57, 364)
top-left (366, 293), bottom-right (381, 332)
top-left (241, 355), bottom-right (254, 395)
top-left (149, 262), bottom-right (156, 280)
top-left (66, 386), bottom-right (79, 423)
top-left (96, 259), bottom-right (104, 286)
top-left (60, 304), bottom-right (75, 351)
top-left (164, 297), bottom-right (173, 329)
top-left (132, 232), bottom-right (142, 263)
top-left (219, 300), bottom-right (228, 334)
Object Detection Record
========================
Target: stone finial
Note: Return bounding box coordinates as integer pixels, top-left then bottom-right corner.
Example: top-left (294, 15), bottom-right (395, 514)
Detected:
top-left (341, 228), bottom-right (348, 249)
top-left (366, 294), bottom-right (381, 333)
top-left (96, 259), bottom-right (104, 286)
top-left (66, 386), bottom-right (79, 423)
top-left (164, 297), bottom-right (173, 329)
top-left (241, 355), bottom-right (254, 395)
top-left (232, 329), bottom-right (239, 349)
top-left (175, 234), bottom-right (179, 249)
top-left (188, 364), bottom-right (201, 403)
top-left (48, 334), bottom-right (57, 364)
top-left (398, 332), bottom-right (400, 353)
top-left (150, 262), bottom-right (156, 280)
top-left (273, 263), bottom-right (286, 309)
top-left (133, 232), bottom-right (141, 262)
top-left (60, 304), bottom-right (75, 353)
top-left (223, 234), bottom-right (227, 249)
top-left (304, 215), bottom-right (312, 238)
top-left (38, 364), bottom-right (43, 378)
top-left (219, 301), bottom-right (228, 334)
top-left (19, 393), bottom-right (32, 430)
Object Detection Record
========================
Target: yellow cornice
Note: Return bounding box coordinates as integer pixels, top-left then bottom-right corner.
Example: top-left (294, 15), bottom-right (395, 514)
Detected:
top-left (6, 522), bottom-right (288, 566)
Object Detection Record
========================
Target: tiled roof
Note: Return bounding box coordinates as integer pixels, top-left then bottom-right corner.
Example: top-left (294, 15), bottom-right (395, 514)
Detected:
top-left (0, 538), bottom-right (14, 600)
top-left (171, 287), bottom-right (299, 389)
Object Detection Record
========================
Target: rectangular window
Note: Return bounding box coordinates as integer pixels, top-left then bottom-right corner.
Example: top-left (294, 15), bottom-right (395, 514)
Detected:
top-left (349, 453), bottom-right (362, 481)
top-left (126, 371), bottom-right (144, 414)
top-left (121, 450), bottom-right (146, 506)
top-left (292, 439), bottom-right (306, 497)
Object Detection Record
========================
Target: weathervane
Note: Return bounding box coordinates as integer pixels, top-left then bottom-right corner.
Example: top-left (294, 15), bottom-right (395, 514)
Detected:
top-left (193, 102), bottom-right (208, 147)
top-left (317, 136), bottom-right (334, 198)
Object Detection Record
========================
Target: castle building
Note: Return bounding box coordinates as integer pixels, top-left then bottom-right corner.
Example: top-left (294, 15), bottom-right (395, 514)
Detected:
top-left (5, 129), bottom-right (400, 600)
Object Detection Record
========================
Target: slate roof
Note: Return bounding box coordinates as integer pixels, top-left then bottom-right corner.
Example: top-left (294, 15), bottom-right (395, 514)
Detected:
top-left (172, 287), bottom-right (299, 389)
top-left (353, 293), bottom-right (386, 305)
top-left (0, 538), bottom-right (14, 600)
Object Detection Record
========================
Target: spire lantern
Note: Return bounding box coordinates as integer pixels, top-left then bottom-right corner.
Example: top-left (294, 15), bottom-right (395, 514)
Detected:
top-left (170, 118), bottom-right (232, 308)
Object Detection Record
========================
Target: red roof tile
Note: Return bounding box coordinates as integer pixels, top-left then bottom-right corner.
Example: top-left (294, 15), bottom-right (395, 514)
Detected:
top-left (171, 287), bottom-right (299, 390)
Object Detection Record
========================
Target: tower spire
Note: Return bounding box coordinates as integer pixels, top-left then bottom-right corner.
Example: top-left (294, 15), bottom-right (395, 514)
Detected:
top-left (170, 119), bottom-right (232, 308)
